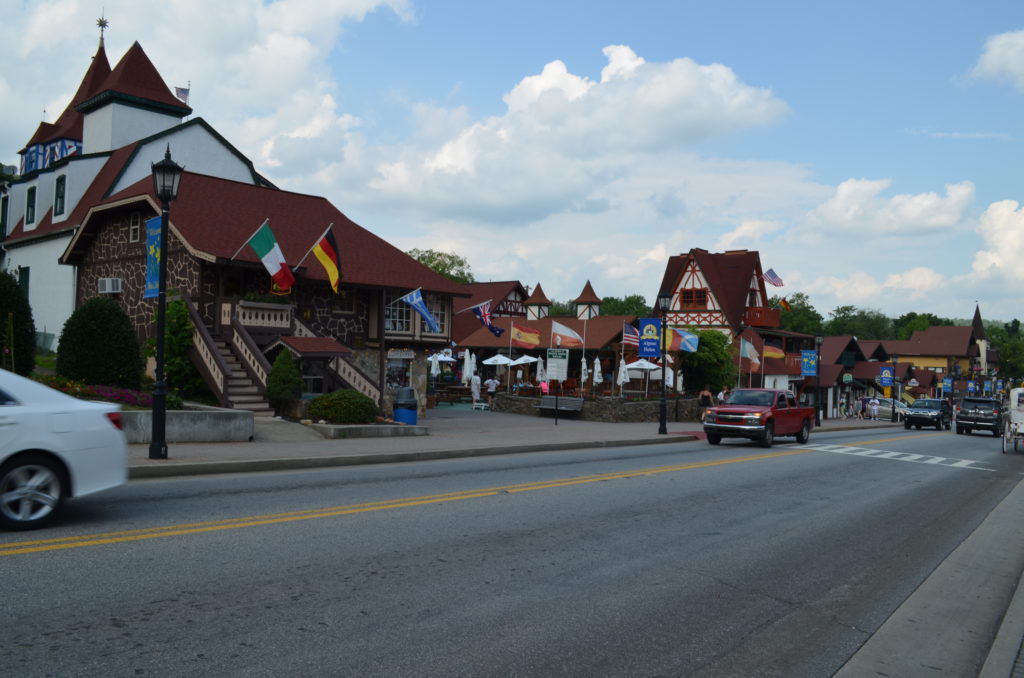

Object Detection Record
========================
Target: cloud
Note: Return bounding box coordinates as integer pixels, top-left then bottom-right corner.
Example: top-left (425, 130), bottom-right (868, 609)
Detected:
top-left (811, 267), bottom-right (944, 307)
top-left (971, 200), bottom-right (1024, 282)
top-left (714, 219), bottom-right (783, 250)
top-left (804, 179), bottom-right (974, 237)
top-left (972, 29), bottom-right (1024, 91)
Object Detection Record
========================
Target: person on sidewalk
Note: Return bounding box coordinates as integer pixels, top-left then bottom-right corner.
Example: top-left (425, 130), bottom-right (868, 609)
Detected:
top-left (484, 375), bottom-right (500, 409)
top-left (699, 385), bottom-right (715, 422)
top-left (869, 395), bottom-right (880, 420)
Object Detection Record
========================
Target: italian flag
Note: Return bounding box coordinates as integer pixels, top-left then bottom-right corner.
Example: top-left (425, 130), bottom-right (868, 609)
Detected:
top-left (248, 221), bottom-right (295, 291)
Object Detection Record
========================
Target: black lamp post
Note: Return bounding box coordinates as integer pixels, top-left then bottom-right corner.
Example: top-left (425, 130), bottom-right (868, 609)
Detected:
top-left (657, 292), bottom-right (672, 435)
top-left (891, 354), bottom-right (899, 422)
top-left (814, 334), bottom-right (823, 426)
top-left (149, 145), bottom-right (184, 460)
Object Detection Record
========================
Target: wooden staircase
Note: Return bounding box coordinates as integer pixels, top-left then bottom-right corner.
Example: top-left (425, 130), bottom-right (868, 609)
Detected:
top-left (212, 339), bottom-right (274, 417)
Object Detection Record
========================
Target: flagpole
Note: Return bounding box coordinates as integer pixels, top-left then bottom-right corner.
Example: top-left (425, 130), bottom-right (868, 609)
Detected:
top-left (229, 218), bottom-right (269, 261)
top-left (507, 318), bottom-right (514, 392)
top-left (293, 223), bottom-right (333, 270)
top-left (457, 299), bottom-right (492, 315)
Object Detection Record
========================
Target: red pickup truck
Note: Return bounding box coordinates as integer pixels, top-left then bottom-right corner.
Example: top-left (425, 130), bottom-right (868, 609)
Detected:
top-left (703, 388), bottom-right (815, 447)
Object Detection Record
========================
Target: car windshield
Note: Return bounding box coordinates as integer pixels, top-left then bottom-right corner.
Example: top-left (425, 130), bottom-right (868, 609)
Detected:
top-left (964, 399), bottom-right (995, 410)
top-left (726, 390), bottom-right (774, 406)
top-left (915, 399), bottom-right (942, 409)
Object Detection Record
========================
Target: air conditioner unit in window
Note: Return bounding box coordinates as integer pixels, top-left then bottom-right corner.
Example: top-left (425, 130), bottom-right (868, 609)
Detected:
top-left (97, 277), bottom-right (123, 294)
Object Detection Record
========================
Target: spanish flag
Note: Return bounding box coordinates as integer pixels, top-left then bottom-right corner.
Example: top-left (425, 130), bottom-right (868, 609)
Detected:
top-left (510, 322), bottom-right (541, 349)
top-left (313, 228), bottom-right (341, 293)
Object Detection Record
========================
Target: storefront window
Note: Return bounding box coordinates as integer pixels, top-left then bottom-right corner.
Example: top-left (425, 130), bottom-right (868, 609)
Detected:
top-left (425, 293), bottom-right (448, 335)
top-left (386, 358), bottom-right (411, 390)
top-left (384, 292), bottom-right (411, 333)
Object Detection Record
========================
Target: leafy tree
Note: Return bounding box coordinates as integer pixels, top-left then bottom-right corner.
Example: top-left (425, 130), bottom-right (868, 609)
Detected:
top-left (771, 292), bottom-right (823, 335)
top-left (57, 297), bottom-right (142, 389)
top-left (267, 349), bottom-right (303, 414)
top-left (679, 329), bottom-right (735, 393)
top-left (600, 294), bottom-right (651, 316)
top-left (406, 248), bottom-right (475, 284)
top-left (823, 305), bottom-right (892, 340)
top-left (143, 298), bottom-right (207, 398)
top-left (549, 300), bottom-right (575, 316)
top-left (893, 312), bottom-right (953, 340)
top-left (0, 270), bottom-right (37, 376)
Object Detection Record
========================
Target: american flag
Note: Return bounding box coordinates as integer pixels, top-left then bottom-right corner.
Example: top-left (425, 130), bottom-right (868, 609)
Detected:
top-left (175, 86), bottom-right (190, 104)
top-left (762, 268), bottom-right (784, 287)
top-left (622, 322), bottom-right (640, 346)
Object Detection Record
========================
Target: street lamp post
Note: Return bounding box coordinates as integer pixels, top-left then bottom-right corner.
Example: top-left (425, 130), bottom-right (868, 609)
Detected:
top-left (814, 334), bottom-right (823, 426)
top-left (149, 146), bottom-right (184, 460)
top-left (657, 292), bottom-right (672, 435)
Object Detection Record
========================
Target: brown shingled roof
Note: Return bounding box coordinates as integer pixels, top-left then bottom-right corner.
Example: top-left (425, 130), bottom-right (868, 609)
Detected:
top-left (524, 283), bottom-right (551, 305)
top-left (459, 315), bottom-right (636, 351)
top-left (451, 281), bottom-right (527, 344)
top-left (275, 336), bottom-right (351, 356)
top-left (658, 248), bottom-right (763, 332)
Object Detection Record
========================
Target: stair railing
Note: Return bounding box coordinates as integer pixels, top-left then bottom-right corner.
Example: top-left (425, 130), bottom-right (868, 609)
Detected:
top-left (182, 295), bottom-right (233, 407)
top-left (329, 356), bottom-right (380, 402)
top-left (230, 315), bottom-right (272, 391)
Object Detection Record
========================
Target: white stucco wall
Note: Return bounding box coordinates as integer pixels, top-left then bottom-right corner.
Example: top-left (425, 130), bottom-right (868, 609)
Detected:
top-left (2, 234), bottom-right (76, 348)
top-left (111, 124), bottom-right (256, 193)
top-left (83, 104), bottom-right (181, 154)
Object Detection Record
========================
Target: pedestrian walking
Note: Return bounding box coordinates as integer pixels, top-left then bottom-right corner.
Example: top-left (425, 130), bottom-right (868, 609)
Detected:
top-left (699, 385), bottom-right (715, 422)
top-left (869, 395), bottom-right (880, 420)
top-left (484, 375), bottom-right (500, 408)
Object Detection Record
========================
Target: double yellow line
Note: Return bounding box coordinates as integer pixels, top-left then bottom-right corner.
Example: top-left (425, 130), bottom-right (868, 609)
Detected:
top-left (1, 448), bottom-right (809, 557)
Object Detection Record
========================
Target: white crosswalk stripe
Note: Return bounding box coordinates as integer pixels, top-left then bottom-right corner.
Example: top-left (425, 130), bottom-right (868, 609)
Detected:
top-left (803, 443), bottom-right (994, 471)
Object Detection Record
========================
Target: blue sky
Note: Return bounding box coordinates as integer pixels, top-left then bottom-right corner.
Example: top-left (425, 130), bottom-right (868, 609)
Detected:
top-left (3, 1), bottom-right (1024, 321)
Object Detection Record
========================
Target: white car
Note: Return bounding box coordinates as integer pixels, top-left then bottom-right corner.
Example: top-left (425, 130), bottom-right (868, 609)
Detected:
top-left (0, 368), bottom-right (126, 529)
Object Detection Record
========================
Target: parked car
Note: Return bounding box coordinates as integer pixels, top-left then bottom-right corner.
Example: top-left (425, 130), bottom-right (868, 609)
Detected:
top-left (0, 369), bottom-right (126, 530)
top-left (956, 396), bottom-right (1002, 436)
top-left (703, 388), bottom-right (815, 447)
top-left (875, 397), bottom-right (907, 422)
top-left (904, 398), bottom-right (953, 431)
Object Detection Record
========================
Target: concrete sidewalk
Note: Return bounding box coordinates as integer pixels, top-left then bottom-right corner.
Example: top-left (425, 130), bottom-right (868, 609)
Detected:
top-left (127, 406), bottom-right (898, 478)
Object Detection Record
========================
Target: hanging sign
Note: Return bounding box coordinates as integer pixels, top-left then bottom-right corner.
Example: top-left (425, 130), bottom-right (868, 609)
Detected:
top-left (638, 318), bottom-right (661, 358)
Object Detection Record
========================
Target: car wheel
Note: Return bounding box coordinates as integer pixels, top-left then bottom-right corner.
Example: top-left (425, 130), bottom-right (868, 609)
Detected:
top-left (796, 420), bottom-right (810, 444)
top-left (915, 424), bottom-right (922, 430)
top-left (759, 423), bottom-right (774, 448)
top-left (904, 420), bottom-right (911, 430)
top-left (707, 433), bottom-right (722, 446)
top-left (0, 454), bottom-right (65, 531)
top-left (945, 419), bottom-right (951, 431)
top-left (956, 426), bottom-right (963, 434)
top-left (994, 428), bottom-right (1001, 437)
top-left (965, 428), bottom-right (972, 435)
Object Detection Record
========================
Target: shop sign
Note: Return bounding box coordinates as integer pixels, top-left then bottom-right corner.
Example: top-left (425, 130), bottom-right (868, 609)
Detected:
top-left (388, 349), bottom-right (415, 360)
top-left (842, 374), bottom-right (853, 384)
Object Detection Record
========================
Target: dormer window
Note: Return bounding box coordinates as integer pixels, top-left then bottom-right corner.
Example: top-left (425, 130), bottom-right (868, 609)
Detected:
top-left (129, 212), bottom-right (141, 242)
top-left (53, 175), bottom-right (67, 216)
top-left (25, 187), bottom-right (36, 225)
top-left (680, 288), bottom-right (708, 309)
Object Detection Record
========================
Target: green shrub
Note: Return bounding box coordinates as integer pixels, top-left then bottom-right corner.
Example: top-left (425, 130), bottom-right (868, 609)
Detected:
top-left (57, 296), bottom-right (142, 389)
top-left (0, 271), bottom-right (37, 376)
top-left (306, 389), bottom-right (378, 424)
top-left (267, 350), bottom-right (303, 413)
top-left (143, 298), bottom-right (206, 398)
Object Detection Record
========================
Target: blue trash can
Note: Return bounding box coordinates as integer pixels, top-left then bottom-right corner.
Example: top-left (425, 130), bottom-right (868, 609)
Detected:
top-left (393, 387), bottom-right (418, 425)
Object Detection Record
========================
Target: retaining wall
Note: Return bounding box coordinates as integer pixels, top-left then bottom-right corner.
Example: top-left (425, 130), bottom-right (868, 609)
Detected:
top-left (121, 409), bottom-right (255, 443)
top-left (493, 394), bottom-right (702, 423)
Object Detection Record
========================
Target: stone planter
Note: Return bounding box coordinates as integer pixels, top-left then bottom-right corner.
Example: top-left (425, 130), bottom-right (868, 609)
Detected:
top-left (493, 393), bottom-right (701, 423)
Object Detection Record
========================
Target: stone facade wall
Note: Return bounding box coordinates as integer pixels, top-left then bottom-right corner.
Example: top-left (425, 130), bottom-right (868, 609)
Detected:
top-left (494, 394), bottom-right (702, 423)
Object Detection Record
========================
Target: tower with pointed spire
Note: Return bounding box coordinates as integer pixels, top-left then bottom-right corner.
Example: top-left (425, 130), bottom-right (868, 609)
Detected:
top-left (524, 283), bottom-right (552, 320)
top-left (574, 280), bottom-right (602, 320)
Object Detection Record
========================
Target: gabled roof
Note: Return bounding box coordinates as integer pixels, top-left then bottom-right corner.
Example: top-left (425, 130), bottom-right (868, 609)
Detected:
top-left (820, 335), bottom-right (867, 364)
top-left (659, 248), bottom-right (763, 331)
top-left (901, 326), bottom-right (978, 358)
top-left (459, 315), bottom-right (636, 351)
top-left (972, 304), bottom-right (987, 341)
top-left (21, 40), bottom-right (111, 153)
top-left (451, 280), bottom-right (528, 344)
top-left (524, 282), bottom-right (551, 305)
top-left (574, 280), bottom-right (601, 304)
top-left (77, 41), bottom-right (191, 118)
top-left (64, 170), bottom-right (469, 295)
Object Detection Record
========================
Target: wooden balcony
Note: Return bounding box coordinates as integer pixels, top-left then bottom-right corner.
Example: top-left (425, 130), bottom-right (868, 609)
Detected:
top-left (744, 306), bottom-right (780, 328)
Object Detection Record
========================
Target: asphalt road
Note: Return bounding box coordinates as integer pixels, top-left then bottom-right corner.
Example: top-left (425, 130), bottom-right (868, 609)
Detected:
top-left (3, 428), bottom-right (1021, 677)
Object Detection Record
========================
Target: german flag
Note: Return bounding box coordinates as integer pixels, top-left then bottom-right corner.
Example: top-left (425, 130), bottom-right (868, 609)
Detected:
top-left (510, 323), bottom-right (541, 349)
top-left (313, 229), bottom-right (341, 293)
top-left (778, 297), bottom-right (792, 312)
top-left (763, 345), bottom-right (785, 359)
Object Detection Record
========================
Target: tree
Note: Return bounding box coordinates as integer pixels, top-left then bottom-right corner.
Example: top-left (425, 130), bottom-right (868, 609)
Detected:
top-left (823, 305), bottom-right (892, 340)
top-left (679, 329), bottom-right (735, 393)
top-left (406, 248), bottom-right (475, 284)
top-left (600, 294), bottom-right (651, 316)
top-left (267, 349), bottom-right (303, 414)
top-left (57, 297), bottom-right (142, 389)
top-left (0, 270), bottom-right (37, 376)
top-left (549, 300), bottom-right (575, 316)
top-left (893, 312), bottom-right (953, 340)
top-left (771, 292), bottom-right (822, 335)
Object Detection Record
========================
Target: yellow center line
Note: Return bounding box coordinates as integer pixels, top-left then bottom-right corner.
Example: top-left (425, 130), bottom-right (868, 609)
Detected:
top-left (840, 432), bottom-right (946, 447)
top-left (0, 449), bottom-right (810, 557)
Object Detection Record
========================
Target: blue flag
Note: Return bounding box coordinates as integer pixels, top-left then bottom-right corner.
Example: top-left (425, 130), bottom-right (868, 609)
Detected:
top-left (398, 288), bottom-right (441, 333)
top-left (144, 216), bottom-right (162, 299)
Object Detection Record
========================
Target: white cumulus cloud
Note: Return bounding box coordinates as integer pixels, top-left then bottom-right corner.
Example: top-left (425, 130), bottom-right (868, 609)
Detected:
top-left (971, 200), bottom-right (1024, 282)
top-left (972, 29), bottom-right (1024, 91)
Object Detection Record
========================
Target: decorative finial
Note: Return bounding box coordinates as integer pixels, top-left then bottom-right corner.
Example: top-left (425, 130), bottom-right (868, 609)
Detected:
top-left (97, 13), bottom-right (109, 43)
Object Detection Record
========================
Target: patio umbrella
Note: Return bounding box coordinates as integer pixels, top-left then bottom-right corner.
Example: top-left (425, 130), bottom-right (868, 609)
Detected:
top-left (509, 355), bottom-right (538, 366)
top-left (592, 356), bottom-right (603, 392)
top-left (626, 358), bottom-right (660, 396)
top-left (461, 349), bottom-right (473, 385)
top-left (536, 356), bottom-right (546, 384)
top-left (429, 354), bottom-right (441, 377)
top-left (483, 355), bottom-right (513, 366)
top-left (581, 357), bottom-right (589, 389)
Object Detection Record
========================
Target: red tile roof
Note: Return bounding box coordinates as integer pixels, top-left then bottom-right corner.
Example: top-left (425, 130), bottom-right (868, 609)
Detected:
top-left (77, 41), bottom-right (191, 117)
top-left (524, 283), bottom-right (551, 305)
top-left (67, 170), bottom-right (468, 295)
top-left (451, 280), bottom-right (527, 344)
top-left (573, 280), bottom-right (602, 304)
top-left (659, 248), bottom-right (764, 332)
top-left (276, 336), bottom-right (351, 356)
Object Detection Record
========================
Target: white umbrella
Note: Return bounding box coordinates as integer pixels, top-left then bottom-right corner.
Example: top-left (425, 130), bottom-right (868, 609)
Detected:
top-left (462, 350), bottom-right (474, 385)
top-left (616, 360), bottom-right (629, 386)
top-left (581, 357), bottom-right (589, 386)
top-left (483, 355), bottom-right (513, 366)
top-left (510, 355), bottom-right (538, 366)
top-left (470, 352), bottom-right (477, 382)
top-left (627, 358), bottom-right (660, 396)
top-left (536, 357), bottom-right (546, 383)
top-left (429, 354), bottom-right (441, 377)
top-left (592, 356), bottom-right (603, 389)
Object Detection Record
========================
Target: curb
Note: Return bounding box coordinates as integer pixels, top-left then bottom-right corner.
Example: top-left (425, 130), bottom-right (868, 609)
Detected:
top-left (128, 434), bottom-right (699, 479)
